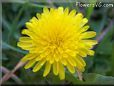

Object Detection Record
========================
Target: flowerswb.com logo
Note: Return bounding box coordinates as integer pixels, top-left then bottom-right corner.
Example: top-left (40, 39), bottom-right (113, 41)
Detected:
top-left (76, 2), bottom-right (113, 7)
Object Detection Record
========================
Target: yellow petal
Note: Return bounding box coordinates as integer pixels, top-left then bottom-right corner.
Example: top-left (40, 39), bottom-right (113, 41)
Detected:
top-left (58, 62), bottom-right (65, 80)
top-left (75, 13), bottom-right (83, 20)
top-left (49, 57), bottom-right (54, 64)
top-left (58, 7), bottom-right (64, 14)
top-left (83, 40), bottom-right (98, 45)
top-left (24, 59), bottom-right (36, 69)
top-left (64, 7), bottom-right (69, 15)
top-left (74, 56), bottom-right (86, 67)
top-left (21, 53), bottom-right (35, 62)
top-left (78, 42), bottom-right (92, 49)
top-left (21, 29), bottom-right (29, 35)
top-left (36, 13), bottom-right (41, 19)
top-left (53, 62), bottom-right (58, 75)
top-left (61, 58), bottom-right (67, 66)
top-left (43, 62), bottom-right (51, 77)
top-left (17, 41), bottom-right (32, 47)
top-left (81, 18), bottom-right (88, 27)
top-left (78, 56), bottom-right (86, 66)
top-left (35, 55), bottom-right (44, 61)
top-left (21, 29), bottom-right (36, 39)
top-left (33, 59), bottom-right (46, 72)
top-left (81, 31), bottom-right (96, 39)
top-left (67, 57), bottom-right (76, 66)
top-left (54, 54), bottom-right (60, 62)
top-left (80, 25), bottom-right (89, 33)
top-left (50, 8), bottom-right (55, 13)
top-left (69, 9), bottom-right (76, 16)
top-left (74, 59), bottom-right (85, 72)
top-left (25, 21), bottom-right (37, 32)
top-left (87, 50), bottom-right (95, 56)
top-left (17, 42), bottom-right (33, 50)
top-left (22, 29), bottom-right (38, 40)
top-left (19, 37), bottom-right (32, 42)
top-left (65, 49), bottom-right (76, 57)
top-left (26, 22), bottom-right (33, 31)
top-left (67, 62), bottom-right (75, 74)
top-left (30, 17), bottom-right (38, 23)
top-left (78, 49), bottom-right (87, 57)
top-left (43, 7), bottom-right (49, 13)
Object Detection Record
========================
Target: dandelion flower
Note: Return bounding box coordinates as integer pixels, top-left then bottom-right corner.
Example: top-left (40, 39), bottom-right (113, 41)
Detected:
top-left (17, 7), bottom-right (97, 80)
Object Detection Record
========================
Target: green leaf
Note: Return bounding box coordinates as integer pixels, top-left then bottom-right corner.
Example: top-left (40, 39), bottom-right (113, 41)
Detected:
top-left (65, 72), bottom-right (114, 85)
top-left (84, 73), bottom-right (114, 84)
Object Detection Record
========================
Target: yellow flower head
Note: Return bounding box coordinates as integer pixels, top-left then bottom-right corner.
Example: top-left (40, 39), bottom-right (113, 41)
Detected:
top-left (17, 7), bottom-right (97, 80)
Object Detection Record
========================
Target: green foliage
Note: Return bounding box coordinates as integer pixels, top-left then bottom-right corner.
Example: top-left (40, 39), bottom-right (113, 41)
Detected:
top-left (84, 73), bottom-right (114, 84)
top-left (1, 1), bottom-right (114, 85)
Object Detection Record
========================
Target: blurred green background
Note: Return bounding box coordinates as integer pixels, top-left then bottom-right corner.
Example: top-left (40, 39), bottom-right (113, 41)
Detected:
top-left (1, 0), bottom-right (114, 85)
